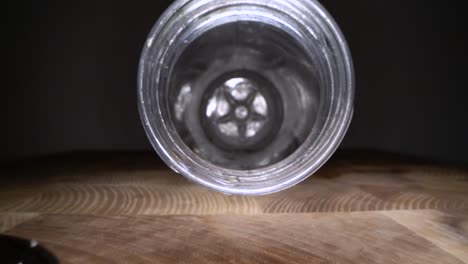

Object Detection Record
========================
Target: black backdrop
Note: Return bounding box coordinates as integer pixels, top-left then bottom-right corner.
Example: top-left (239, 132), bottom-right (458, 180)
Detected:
top-left (4, 0), bottom-right (468, 164)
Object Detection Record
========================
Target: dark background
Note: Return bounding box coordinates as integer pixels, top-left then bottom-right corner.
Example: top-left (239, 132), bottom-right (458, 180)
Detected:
top-left (4, 0), bottom-right (468, 164)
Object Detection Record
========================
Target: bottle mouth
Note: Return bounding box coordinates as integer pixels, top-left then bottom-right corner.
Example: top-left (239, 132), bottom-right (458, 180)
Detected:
top-left (138, 0), bottom-right (354, 195)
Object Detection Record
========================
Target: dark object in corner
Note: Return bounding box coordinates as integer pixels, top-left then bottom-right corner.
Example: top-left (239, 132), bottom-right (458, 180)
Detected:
top-left (0, 235), bottom-right (58, 264)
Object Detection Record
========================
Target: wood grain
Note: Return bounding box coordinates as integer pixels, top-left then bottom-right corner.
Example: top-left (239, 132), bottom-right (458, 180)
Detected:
top-left (383, 210), bottom-right (468, 262)
top-left (0, 213), bottom-right (38, 232)
top-left (1, 152), bottom-right (467, 263)
top-left (3, 211), bottom-right (466, 264)
top-left (1, 154), bottom-right (467, 215)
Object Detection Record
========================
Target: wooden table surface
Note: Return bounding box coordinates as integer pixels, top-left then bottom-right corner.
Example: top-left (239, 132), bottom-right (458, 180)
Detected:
top-left (1, 152), bottom-right (467, 263)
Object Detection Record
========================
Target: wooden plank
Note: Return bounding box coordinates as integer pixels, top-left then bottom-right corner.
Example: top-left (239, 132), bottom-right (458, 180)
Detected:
top-left (1, 164), bottom-right (466, 215)
top-left (4, 211), bottom-right (465, 264)
top-left (1, 153), bottom-right (467, 263)
top-left (0, 213), bottom-right (39, 232)
top-left (383, 210), bottom-right (468, 263)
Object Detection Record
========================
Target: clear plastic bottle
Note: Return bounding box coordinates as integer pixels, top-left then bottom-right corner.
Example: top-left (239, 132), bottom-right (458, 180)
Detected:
top-left (138, 0), bottom-right (354, 195)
